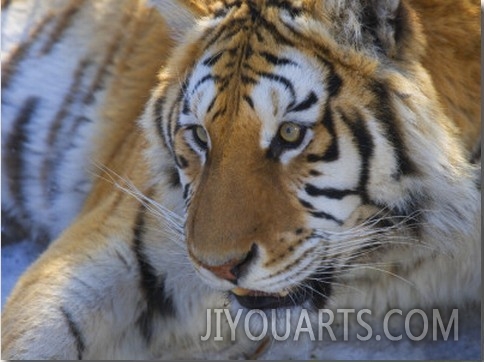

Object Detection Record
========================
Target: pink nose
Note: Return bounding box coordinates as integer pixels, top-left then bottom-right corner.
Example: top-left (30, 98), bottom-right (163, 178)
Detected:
top-left (195, 244), bottom-right (258, 282)
top-left (202, 259), bottom-right (241, 282)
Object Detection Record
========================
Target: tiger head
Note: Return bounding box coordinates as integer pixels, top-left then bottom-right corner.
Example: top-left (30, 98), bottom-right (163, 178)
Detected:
top-left (143, 0), bottom-right (478, 310)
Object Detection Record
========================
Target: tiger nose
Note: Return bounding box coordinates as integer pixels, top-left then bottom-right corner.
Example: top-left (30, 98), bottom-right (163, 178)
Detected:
top-left (201, 244), bottom-right (258, 283)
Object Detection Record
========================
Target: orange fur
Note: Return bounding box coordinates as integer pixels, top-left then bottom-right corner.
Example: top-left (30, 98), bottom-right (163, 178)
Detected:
top-left (409, 0), bottom-right (481, 150)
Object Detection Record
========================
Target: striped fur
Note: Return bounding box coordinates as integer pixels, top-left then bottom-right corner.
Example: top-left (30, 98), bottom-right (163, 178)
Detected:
top-left (2, 0), bottom-right (481, 359)
top-left (1, 0), bottom-right (160, 240)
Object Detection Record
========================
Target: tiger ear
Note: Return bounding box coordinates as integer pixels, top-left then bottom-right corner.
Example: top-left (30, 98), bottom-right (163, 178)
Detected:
top-left (148, 0), bottom-right (212, 40)
top-left (360, 0), bottom-right (413, 58)
top-left (323, 0), bottom-right (422, 59)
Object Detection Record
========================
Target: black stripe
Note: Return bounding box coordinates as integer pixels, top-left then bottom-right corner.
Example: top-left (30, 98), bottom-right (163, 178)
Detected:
top-left (168, 167), bottom-right (181, 188)
top-left (225, 60), bottom-right (237, 69)
top-left (243, 94), bottom-right (254, 109)
top-left (60, 306), bottom-right (85, 360)
top-left (206, 96), bottom-right (217, 114)
top-left (218, 74), bottom-right (234, 87)
top-left (190, 74), bottom-right (216, 96)
top-left (299, 198), bottom-right (314, 210)
top-left (370, 81), bottom-right (418, 177)
top-left (83, 34), bottom-right (123, 105)
top-left (254, 29), bottom-right (265, 43)
top-left (181, 70), bottom-right (193, 114)
top-left (339, 111), bottom-right (374, 203)
top-left (205, 23), bottom-right (232, 49)
top-left (227, 47), bottom-right (239, 56)
top-left (42, 59), bottom-right (92, 203)
top-left (205, 16), bottom-right (247, 49)
top-left (220, 26), bottom-right (246, 43)
top-left (241, 75), bottom-right (258, 85)
top-left (40, 2), bottom-right (86, 55)
top-left (173, 78), bottom-right (190, 137)
top-left (245, 0), bottom-right (260, 21)
top-left (307, 108), bottom-right (339, 162)
top-left (153, 96), bottom-right (174, 156)
top-left (203, 52), bottom-right (224, 66)
top-left (212, 3), bottom-right (235, 19)
top-left (2, 13), bottom-right (55, 89)
top-left (305, 184), bottom-right (359, 199)
top-left (244, 43), bottom-right (254, 59)
top-left (287, 91), bottom-right (318, 113)
top-left (259, 51), bottom-right (297, 66)
top-left (257, 71), bottom-right (296, 101)
top-left (223, 17), bottom-right (249, 31)
top-left (217, 77), bottom-right (231, 92)
top-left (310, 211), bottom-right (343, 225)
top-left (176, 155), bottom-right (188, 169)
top-left (211, 107), bottom-right (227, 122)
top-left (326, 71), bottom-right (343, 98)
top-left (167, 92), bottom-right (183, 154)
top-left (314, 55), bottom-right (343, 98)
top-left (321, 108), bottom-right (339, 160)
top-left (259, 17), bottom-right (295, 47)
top-left (48, 115), bottom-right (92, 203)
top-left (4, 97), bottom-right (40, 210)
top-left (132, 205), bottom-right (176, 343)
top-left (183, 184), bottom-right (190, 200)
top-left (182, 96), bottom-right (190, 115)
top-left (266, 0), bottom-right (303, 17)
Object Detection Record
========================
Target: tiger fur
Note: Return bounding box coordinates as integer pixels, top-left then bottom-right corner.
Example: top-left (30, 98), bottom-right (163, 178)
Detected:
top-left (1, 0), bottom-right (481, 359)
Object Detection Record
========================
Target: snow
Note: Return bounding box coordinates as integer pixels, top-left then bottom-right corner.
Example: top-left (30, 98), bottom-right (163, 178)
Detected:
top-left (1, 239), bottom-right (45, 308)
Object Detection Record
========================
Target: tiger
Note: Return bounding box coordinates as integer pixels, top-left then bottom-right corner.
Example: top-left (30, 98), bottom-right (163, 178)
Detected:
top-left (1, 0), bottom-right (481, 359)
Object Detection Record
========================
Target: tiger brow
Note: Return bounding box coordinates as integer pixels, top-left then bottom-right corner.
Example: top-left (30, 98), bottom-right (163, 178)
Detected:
top-left (286, 91), bottom-right (318, 113)
top-left (259, 51), bottom-right (298, 66)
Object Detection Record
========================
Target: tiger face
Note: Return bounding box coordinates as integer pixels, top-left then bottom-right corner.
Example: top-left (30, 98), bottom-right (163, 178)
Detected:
top-left (145, 0), bottom-right (477, 310)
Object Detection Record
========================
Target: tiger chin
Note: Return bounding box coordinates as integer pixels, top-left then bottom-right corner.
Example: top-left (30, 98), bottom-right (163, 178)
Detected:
top-left (1, 0), bottom-right (480, 360)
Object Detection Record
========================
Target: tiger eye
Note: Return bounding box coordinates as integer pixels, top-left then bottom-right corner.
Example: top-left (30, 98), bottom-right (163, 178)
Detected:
top-left (194, 125), bottom-right (208, 145)
top-left (279, 122), bottom-right (302, 143)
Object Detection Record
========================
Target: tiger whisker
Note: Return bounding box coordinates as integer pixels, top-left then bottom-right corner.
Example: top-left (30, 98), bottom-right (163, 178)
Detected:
top-left (352, 265), bottom-right (415, 286)
top-left (90, 162), bottom-right (186, 249)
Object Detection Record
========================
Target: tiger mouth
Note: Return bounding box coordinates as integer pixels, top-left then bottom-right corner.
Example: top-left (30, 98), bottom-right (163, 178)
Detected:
top-left (231, 287), bottom-right (300, 309)
top-left (230, 270), bottom-right (333, 310)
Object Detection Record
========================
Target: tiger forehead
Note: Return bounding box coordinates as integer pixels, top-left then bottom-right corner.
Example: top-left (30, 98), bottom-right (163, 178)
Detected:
top-left (182, 10), bottom-right (329, 125)
top-left (183, 45), bottom-right (327, 126)
top-left (202, 5), bottom-right (281, 79)
top-left (194, 0), bottom-right (311, 90)
top-left (209, 0), bottom-right (306, 20)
